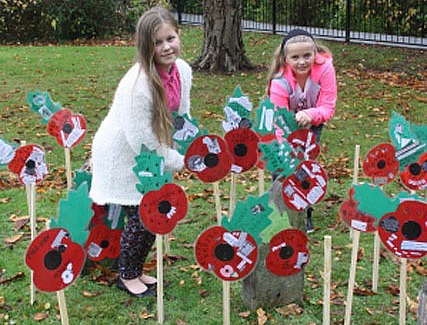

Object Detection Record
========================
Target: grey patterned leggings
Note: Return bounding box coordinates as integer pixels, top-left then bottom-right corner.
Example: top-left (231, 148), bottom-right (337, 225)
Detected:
top-left (119, 205), bottom-right (156, 280)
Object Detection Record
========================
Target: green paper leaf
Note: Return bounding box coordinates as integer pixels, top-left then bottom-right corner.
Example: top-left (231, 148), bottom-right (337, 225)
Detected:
top-left (260, 203), bottom-right (290, 243)
top-left (274, 109), bottom-right (300, 137)
top-left (27, 91), bottom-right (62, 124)
top-left (132, 145), bottom-right (172, 194)
top-left (352, 183), bottom-right (398, 222)
top-left (353, 183), bottom-right (424, 225)
top-left (221, 193), bottom-right (272, 244)
top-left (72, 169), bottom-right (92, 191)
top-left (254, 97), bottom-right (276, 135)
top-left (222, 86), bottom-right (253, 132)
top-left (172, 113), bottom-right (205, 155)
top-left (388, 111), bottom-right (427, 170)
top-left (259, 140), bottom-right (300, 176)
top-left (50, 182), bottom-right (93, 246)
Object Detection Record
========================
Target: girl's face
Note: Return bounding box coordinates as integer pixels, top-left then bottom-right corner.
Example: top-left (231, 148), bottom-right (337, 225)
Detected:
top-left (285, 42), bottom-right (315, 78)
top-left (153, 23), bottom-right (180, 72)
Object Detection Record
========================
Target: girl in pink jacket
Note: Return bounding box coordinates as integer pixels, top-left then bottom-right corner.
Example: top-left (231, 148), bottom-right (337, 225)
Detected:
top-left (266, 29), bottom-right (337, 232)
top-left (266, 29), bottom-right (337, 143)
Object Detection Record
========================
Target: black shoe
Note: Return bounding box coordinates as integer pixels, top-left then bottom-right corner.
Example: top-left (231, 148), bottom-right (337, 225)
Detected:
top-left (306, 207), bottom-right (314, 233)
top-left (117, 277), bottom-right (156, 298)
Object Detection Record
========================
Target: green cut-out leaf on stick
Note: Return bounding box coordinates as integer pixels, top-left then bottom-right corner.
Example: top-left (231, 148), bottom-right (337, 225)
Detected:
top-left (259, 140), bottom-right (300, 177)
top-left (274, 109), bottom-right (300, 138)
top-left (133, 145), bottom-right (172, 195)
top-left (222, 85), bottom-right (253, 132)
top-left (73, 169), bottom-right (92, 191)
top-left (50, 182), bottom-right (93, 246)
top-left (27, 90), bottom-right (62, 124)
top-left (260, 203), bottom-right (290, 243)
top-left (221, 193), bottom-right (272, 244)
top-left (254, 97), bottom-right (276, 135)
top-left (388, 111), bottom-right (427, 170)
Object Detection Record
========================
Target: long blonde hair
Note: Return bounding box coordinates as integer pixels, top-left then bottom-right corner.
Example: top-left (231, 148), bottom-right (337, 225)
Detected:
top-left (266, 33), bottom-right (330, 96)
top-left (135, 6), bottom-right (179, 146)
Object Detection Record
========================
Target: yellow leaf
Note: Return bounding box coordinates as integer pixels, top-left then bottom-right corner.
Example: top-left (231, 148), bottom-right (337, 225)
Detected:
top-left (33, 312), bottom-right (49, 321)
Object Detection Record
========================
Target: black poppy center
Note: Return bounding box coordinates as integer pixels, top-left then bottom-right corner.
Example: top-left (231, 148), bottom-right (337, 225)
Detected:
top-left (301, 180), bottom-right (310, 190)
top-left (174, 116), bottom-right (185, 130)
top-left (234, 143), bottom-right (248, 157)
top-left (204, 153), bottom-right (219, 168)
top-left (100, 240), bottom-right (109, 249)
top-left (214, 243), bottom-right (234, 261)
top-left (408, 163), bottom-right (421, 176)
top-left (63, 123), bottom-right (73, 134)
top-left (279, 246), bottom-right (294, 259)
top-left (158, 200), bottom-right (172, 214)
top-left (377, 159), bottom-right (386, 169)
top-left (239, 118), bottom-right (252, 129)
top-left (44, 250), bottom-right (63, 270)
top-left (26, 159), bottom-right (36, 169)
top-left (402, 220), bottom-right (421, 240)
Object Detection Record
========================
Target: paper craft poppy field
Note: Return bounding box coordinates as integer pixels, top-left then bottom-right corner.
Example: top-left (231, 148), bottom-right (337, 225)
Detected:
top-left (0, 25), bottom-right (426, 325)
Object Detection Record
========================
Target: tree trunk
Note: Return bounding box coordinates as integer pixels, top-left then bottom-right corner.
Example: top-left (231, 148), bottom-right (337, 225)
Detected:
top-left (191, 0), bottom-right (254, 73)
top-left (419, 280), bottom-right (427, 325)
top-left (242, 178), bottom-right (307, 309)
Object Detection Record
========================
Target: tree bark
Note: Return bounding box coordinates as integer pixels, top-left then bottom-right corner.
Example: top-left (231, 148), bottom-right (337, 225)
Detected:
top-left (242, 178), bottom-right (306, 309)
top-left (419, 280), bottom-right (427, 325)
top-left (191, 0), bottom-right (254, 73)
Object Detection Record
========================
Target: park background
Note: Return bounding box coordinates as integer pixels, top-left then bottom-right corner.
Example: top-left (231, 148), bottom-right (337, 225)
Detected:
top-left (0, 1), bottom-right (426, 324)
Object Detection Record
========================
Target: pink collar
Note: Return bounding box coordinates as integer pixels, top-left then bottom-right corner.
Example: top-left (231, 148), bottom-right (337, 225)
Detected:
top-left (157, 63), bottom-right (181, 111)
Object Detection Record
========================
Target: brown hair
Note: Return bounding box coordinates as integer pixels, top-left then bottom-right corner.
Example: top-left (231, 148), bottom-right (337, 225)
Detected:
top-left (135, 6), bottom-right (180, 146)
top-left (265, 34), bottom-right (330, 97)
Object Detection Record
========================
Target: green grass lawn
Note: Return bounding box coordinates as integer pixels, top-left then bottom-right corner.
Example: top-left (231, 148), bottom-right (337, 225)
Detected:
top-left (0, 26), bottom-right (426, 324)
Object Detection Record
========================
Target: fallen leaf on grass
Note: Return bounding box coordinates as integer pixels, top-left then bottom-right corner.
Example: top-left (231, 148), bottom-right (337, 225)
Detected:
top-left (257, 308), bottom-right (267, 325)
top-left (139, 311), bottom-right (154, 319)
top-left (238, 311), bottom-right (251, 318)
top-left (33, 312), bottom-right (49, 321)
top-left (3, 233), bottom-right (24, 245)
top-left (198, 289), bottom-right (210, 297)
top-left (0, 272), bottom-right (25, 285)
top-left (176, 320), bottom-right (190, 325)
top-left (386, 284), bottom-right (400, 296)
top-left (0, 197), bottom-right (11, 204)
top-left (275, 303), bottom-right (303, 316)
top-left (82, 290), bottom-right (101, 298)
top-left (353, 287), bottom-right (376, 296)
top-left (14, 216), bottom-right (29, 231)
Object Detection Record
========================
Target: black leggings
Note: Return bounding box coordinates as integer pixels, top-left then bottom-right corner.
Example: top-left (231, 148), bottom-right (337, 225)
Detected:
top-left (118, 206), bottom-right (156, 280)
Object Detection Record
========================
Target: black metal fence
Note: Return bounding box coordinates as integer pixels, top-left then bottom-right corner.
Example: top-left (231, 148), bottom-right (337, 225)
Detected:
top-left (171, 0), bottom-right (426, 49)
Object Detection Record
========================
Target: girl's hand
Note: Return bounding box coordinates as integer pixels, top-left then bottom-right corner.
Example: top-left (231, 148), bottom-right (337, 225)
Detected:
top-left (295, 111), bottom-right (312, 127)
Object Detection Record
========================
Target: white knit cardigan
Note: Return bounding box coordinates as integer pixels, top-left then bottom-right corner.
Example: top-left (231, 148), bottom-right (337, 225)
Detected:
top-left (89, 58), bottom-right (192, 205)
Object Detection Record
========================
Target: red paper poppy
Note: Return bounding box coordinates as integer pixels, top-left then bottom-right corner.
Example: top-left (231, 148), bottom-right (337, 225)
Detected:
top-left (89, 203), bottom-right (108, 229)
top-left (184, 135), bottom-right (232, 183)
top-left (85, 224), bottom-right (122, 261)
top-left (8, 144), bottom-right (48, 185)
top-left (224, 128), bottom-right (260, 173)
top-left (139, 183), bottom-right (188, 235)
top-left (47, 109), bottom-right (86, 148)
top-left (265, 229), bottom-right (309, 276)
top-left (194, 226), bottom-right (258, 281)
top-left (378, 200), bottom-right (426, 259)
top-left (362, 143), bottom-right (399, 186)
top-left (339, 187), bottom-right (377, 232)
top-left (25, 228), bottom-right (85, 292)
top-left (287, 129), bottom-right (320, 161)
top-left (282, 160), bottom-right (328, 211)
top-left (400, 152), bottom-right (427, 191)
top-left (255, 132), bottom-right (275, 169)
